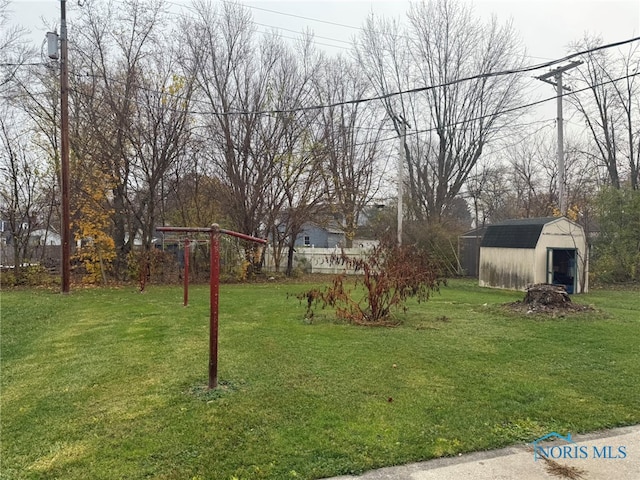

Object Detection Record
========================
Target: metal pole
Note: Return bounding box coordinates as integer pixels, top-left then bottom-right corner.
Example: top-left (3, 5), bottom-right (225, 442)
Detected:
top-left (397, 121), bottom-right (404, 246)
top-left (155, 224), bottom-right (265, 390)
top-left (219, 228), bottom-right (267, 244)
top-left (209, 224), bottom-right (220, 390)
top-left (60, 0), bottom-right (71, 293)
top-left (556, 74), bottom-right (566, 216)
top-left (536, 61), bottom-right (581, 217)
top-left (183, 238), bottom-right (190, 307)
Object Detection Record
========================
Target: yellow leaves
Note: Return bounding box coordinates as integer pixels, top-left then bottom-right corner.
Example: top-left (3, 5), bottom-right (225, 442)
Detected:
top-left (72, 177), bottom-right (116, 284)
top-left (161, 74), bottom-right (187, 106)
top-left (552, 205), bottom-right (580, 221)
top-left (167, 74), bottom-right (185, 95)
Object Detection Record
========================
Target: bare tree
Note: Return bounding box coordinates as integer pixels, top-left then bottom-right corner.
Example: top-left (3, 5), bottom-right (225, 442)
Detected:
top-left (6, 60), bottom-right (63, 273)
top-left (407, 0), bottom-right (526, 222)
top-left (469, 130), bottom-right (599, 226)
top-left (258, 40), bottom-right (330, 275)
top-left (183, 1), bottom-right (276, 242)
top-left (354, 14), bottom-right (419, 220)
top-left (569, 36), bottom-right (640, 190)
top-left (127, 61), bottom-right (195, 250)
top-left (272, 125), bottom-right (328, 276)
top-left (613, 43), bottom-right (640, 190)
top-left (163, 139), bottom-right (228, 228)
top-left (0, 109), bottom-right (48, 281)
top-left (569, 37), bottom-right (622, 189)
top-left (0, 0), bottom-right (35, 97)
top-left (315, 55), bottom-right (388, 246)
top-left (71, 0), bottom-right (167, 278)
top-left (355, 0), bottom-right (527, 225)
top-left (183, 2), bottom-right (335, 275)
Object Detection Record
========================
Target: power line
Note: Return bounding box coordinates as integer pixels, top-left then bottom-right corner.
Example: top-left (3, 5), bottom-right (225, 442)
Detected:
top-left (0, 62), bottom-right (49, 67)
top-left (162, 0), bottom-right (351, 51)
top-left (350, 71), bottom-right (640, 147)
top-left (64, 0), bottom-right (640, 118)
top-left (66, 66), bottom-right (640, 148)
top-left (230, 1), bottom-right (362, 32)
top-left (252, 21), bottom-right (352, 46)
top-left (248, 36), bottom-right (640, 116)
top-left (165, 36), bottom-right (637, 117)
top-left (60, 34), bottom-right (640, 149)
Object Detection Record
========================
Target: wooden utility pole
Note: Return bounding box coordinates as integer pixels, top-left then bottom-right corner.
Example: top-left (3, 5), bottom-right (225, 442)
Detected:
top-left (536, 61), bottom-right (582, 217)
top-left (60, 0), bottom-right (71, 293)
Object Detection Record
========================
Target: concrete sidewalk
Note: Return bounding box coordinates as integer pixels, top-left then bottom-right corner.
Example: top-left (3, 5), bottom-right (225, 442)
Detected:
top-left (324, 425), bottom-right (639, 480)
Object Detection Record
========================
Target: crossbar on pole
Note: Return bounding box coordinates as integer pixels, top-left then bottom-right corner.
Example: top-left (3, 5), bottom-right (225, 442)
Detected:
top-left (156, 224), bottom-right (267, 389)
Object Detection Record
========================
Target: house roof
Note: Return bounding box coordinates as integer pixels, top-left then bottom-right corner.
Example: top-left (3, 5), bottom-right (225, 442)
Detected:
top-left (459, 226), bottom-right (488, 239)
top-left (480, 217), bottom-right (557, 249)
top-left (302, 222), bottom-right (344, 235)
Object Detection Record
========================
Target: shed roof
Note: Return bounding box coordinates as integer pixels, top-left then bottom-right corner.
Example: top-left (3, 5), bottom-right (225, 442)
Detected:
top-left (480, 217), bottom-right (557, 249)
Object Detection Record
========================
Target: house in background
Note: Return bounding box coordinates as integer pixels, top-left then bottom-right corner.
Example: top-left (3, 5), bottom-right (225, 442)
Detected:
top-left (264, 221), bottom-right (379, 274)
top-left (0, 222), bottom-right (62, 267)
top-left (30, 228), bottom-right (61, 247)
top-left (479, 217), bottom-right (589, 293)
top-left (294, 222), bottom-right (346, 248)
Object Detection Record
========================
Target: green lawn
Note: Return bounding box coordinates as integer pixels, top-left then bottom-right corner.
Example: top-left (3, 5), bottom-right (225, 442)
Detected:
top-left (1, 279), bottom-right (639, 479)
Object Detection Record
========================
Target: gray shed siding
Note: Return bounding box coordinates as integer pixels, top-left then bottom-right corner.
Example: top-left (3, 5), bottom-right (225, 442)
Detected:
top-left (479, 247), bottom-right (536, 290)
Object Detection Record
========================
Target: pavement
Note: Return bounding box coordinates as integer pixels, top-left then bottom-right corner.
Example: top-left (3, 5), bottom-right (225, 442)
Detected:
top-left (323, 425), bottom-right (639, 480)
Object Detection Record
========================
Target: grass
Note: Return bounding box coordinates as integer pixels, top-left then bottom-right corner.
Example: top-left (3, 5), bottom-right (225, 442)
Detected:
top-left (1, 279), bottom-right (639, 479)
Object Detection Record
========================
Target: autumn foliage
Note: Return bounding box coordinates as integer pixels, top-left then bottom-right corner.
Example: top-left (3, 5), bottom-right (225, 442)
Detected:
top-left (72, 180), bottom-right (116, 285)
top-left (299, 241), bottom-right (444, 325)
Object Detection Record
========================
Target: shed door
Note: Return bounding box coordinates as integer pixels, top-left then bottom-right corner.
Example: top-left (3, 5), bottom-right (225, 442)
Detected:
top-left (547, 248), bottom-right (577, 294)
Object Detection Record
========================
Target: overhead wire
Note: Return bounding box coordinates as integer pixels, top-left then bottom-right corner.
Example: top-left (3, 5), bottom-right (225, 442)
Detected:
top-left (69, 35), bottom-right (638, 118)
top-left (11, 1), bottom-right (640, 148)
top-left (228, 35), bottom-right (640, 116)
top-left (227, 1), bottom-right (362, 32)
top-left (346, 70), bottom-right (640, 148)
top-left (25, 34), bottom-right (640, 126)
top-left (24, 0), bottom-right (640, 117)
top-left (66, 66), bottom-right (639, 150)
top-left (162, 0), bottom-right (352, 50)
top-left (75, 32), bottom-right (633, 118)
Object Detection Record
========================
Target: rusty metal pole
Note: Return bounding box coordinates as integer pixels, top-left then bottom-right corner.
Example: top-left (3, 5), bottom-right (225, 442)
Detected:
top-left (155, 224), bottom-right (266, 390)
top-left (209, 224), bottom-right (220, 389)
top-left (183, 238), bottom-right (190, 307)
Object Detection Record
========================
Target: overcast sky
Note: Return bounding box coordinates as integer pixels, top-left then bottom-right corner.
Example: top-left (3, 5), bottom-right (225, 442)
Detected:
top-left (6, 0), bottom-right (639, 57)
top-left (5, 0), bottom-right (640, 132)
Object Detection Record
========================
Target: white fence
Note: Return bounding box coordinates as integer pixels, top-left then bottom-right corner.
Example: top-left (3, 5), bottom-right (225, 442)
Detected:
top-left (263, 245), bottom-right (375, 275)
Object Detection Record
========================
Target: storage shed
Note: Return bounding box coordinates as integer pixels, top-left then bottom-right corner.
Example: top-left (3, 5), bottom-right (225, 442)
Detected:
top-left (479, 217), bottom-right (588, 293)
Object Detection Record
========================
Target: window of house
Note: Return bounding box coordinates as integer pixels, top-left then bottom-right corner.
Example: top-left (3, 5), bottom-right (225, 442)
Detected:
top-left (304, 235), bottom-right (311, 246)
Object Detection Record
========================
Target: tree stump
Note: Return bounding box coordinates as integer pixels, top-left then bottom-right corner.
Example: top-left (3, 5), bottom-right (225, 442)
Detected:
top-left (523, 283), bottom-right (571, 308)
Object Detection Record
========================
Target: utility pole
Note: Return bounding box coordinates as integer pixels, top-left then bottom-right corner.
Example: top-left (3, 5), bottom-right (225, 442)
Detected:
top-left (536, 61), bottom-right (582, 217)
top-left (60, 0), bottom-right (71, 293)
top-left (394, 114), bottom-right (410, 246)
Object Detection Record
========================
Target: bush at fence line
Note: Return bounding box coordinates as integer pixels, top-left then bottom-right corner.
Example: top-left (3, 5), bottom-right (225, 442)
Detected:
top-left (0, 264), bottom-right (57, 287)
top-left (128, 249), bottom-right (180, 289)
